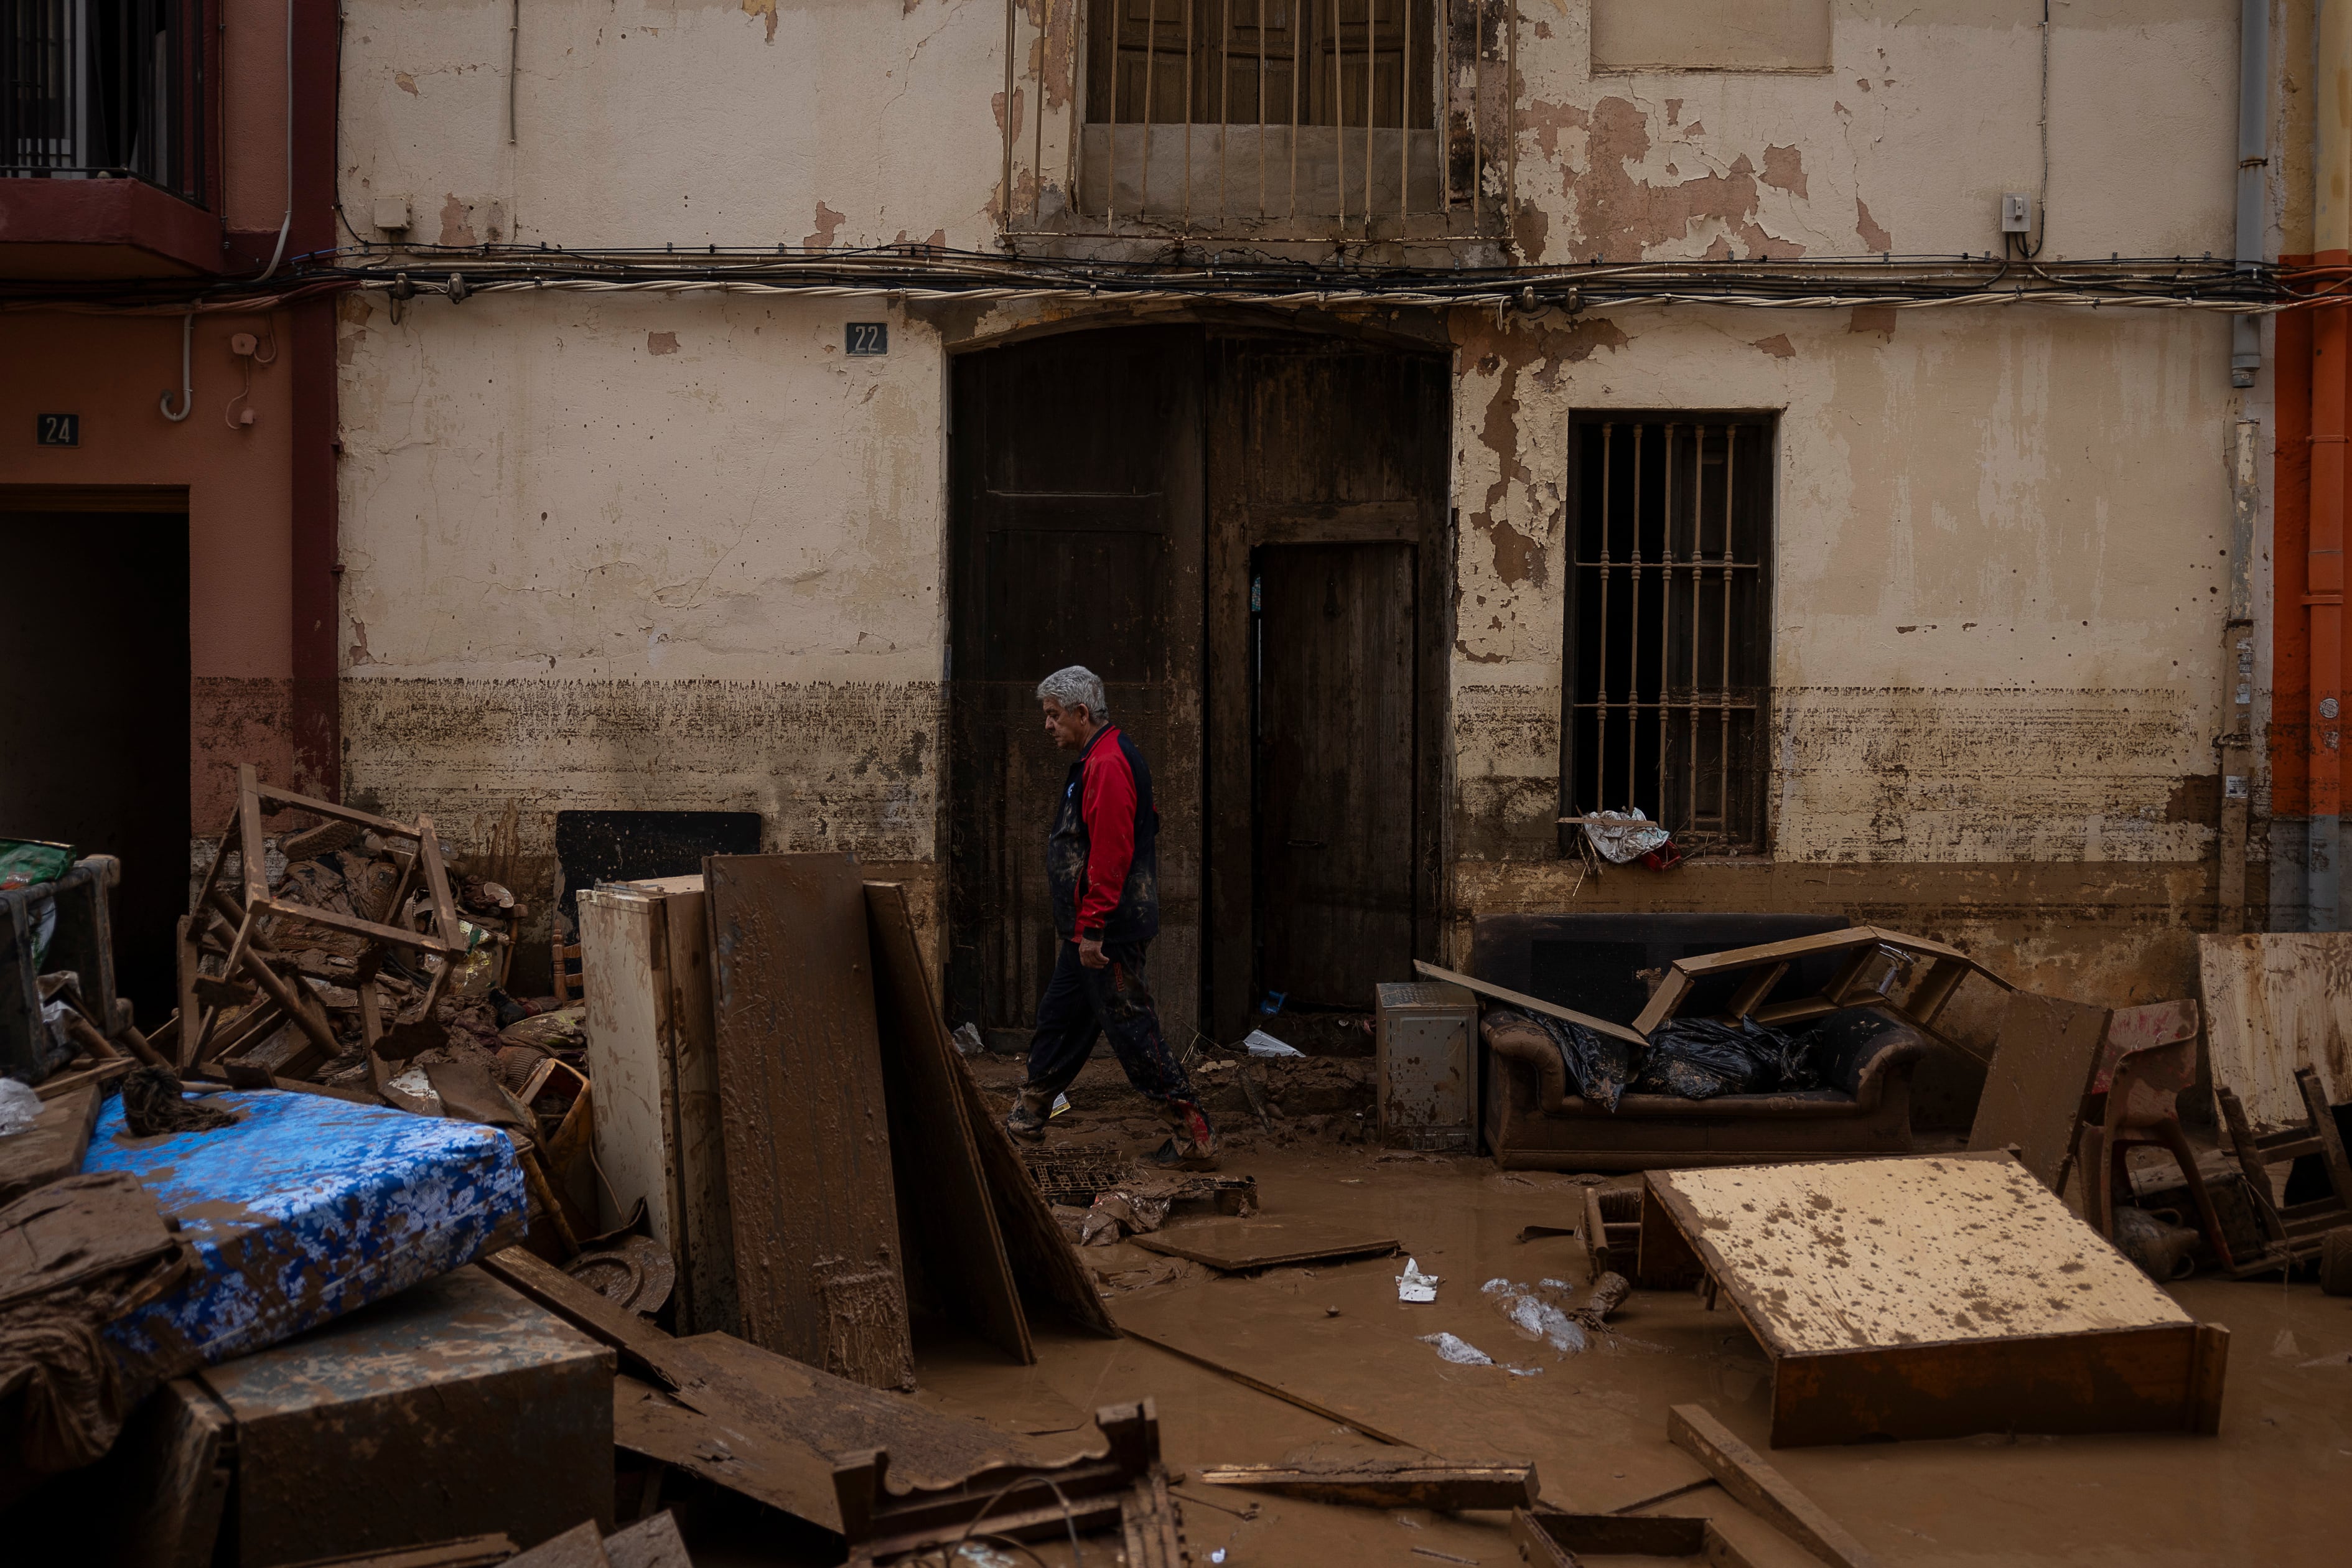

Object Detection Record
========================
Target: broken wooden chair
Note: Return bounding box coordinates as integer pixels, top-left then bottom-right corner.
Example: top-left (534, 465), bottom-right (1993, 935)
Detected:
top-left (2074, 1015), bottom-right (2236, 1271)
top-left (2214, 1065), bottom-right (2352, 1276)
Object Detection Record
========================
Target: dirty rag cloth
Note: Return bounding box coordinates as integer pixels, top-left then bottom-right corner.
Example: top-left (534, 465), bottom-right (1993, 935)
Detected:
top-left (119, 1065), bottom-right (242, 1137)
top-left (0, 1172), bottom-right (195, 1472)
top-left (1633, 1016), bottom-right (1821, 1100)
top-left (1580, 808), bottom-right (1671, 864)
top-left (1488, 1006), bottom-right (1643, 1113)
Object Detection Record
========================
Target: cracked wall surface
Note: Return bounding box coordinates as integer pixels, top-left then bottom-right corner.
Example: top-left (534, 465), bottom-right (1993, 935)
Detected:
top-left (334, 1), bottom-right (2260, 1038)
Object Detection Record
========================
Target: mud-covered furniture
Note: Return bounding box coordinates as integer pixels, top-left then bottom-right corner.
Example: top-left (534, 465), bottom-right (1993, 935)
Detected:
top-left (1482, 1004), bottom-right (1930, 1172)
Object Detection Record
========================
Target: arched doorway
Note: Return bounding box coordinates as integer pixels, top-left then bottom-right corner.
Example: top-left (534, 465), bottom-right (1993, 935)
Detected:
top-left (945, 322), bottom-right (1449, 1048)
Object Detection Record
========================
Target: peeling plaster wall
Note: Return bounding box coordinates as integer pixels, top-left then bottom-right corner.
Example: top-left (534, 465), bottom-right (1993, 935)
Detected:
top-left (340, 0), bottom-right (1007, 251)
top-left (333, 0), bottom-right (2262, 1039)
top-left (1518, 0), bottom-right (2239, 265)
top-left (335, 291), bottom-right (948, 941)
top-left (1448, 300), bottom-right (2239, 1112)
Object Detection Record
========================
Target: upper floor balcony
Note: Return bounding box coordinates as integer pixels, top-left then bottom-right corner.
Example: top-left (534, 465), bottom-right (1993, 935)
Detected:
top-left (1, 0), bottom-right (220, 278)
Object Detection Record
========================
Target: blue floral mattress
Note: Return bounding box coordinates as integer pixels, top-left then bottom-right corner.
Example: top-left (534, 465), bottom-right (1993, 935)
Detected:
top-left (83, 1088), bottom-right (527, 1385)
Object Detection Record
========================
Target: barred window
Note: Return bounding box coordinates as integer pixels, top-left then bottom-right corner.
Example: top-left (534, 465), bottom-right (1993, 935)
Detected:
top-left (1562, 415), bottom-right (1773, 854)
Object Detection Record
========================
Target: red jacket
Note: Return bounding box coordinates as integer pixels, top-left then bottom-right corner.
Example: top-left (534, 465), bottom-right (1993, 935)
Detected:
top-left (1046, 724), bottom-right (1161, 943)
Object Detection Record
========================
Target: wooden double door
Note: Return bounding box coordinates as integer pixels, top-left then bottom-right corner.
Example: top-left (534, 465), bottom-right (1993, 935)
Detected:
top-left (947, 325), bottom-right (1447, 1042)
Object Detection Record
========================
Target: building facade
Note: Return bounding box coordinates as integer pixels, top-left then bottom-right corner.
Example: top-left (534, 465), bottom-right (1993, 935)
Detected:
top-left (4, 1), bottom-right (2332, 1120)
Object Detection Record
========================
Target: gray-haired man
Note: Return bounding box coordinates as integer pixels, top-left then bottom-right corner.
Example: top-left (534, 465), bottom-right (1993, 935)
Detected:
top-left (1009, 666), bottom-right (1217, 1168)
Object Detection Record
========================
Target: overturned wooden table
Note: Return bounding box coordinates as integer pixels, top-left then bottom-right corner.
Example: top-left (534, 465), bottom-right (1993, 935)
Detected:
top-left (1634, 1152), bottom-right (2229, 1447)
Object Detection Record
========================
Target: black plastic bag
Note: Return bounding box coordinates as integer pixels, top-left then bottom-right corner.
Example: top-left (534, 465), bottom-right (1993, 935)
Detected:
top-left (1633, 1016), bottom-right (1821, 1101)
top-left (1492, 1007), bottom-right (1643, 1113)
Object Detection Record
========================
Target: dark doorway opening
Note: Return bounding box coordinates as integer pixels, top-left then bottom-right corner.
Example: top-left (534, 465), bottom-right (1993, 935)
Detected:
top-left (946, 324), bottom-right (1447, 1048)
top-left (0, 507), bottom-right (191, 1028)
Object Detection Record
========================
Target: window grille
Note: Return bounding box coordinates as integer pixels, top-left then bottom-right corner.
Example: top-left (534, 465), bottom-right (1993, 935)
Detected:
top-left (1562, 416), bottom-right (1773, 854)
top-left (999, 0), bottom-right (1513, 239)
top-left (1, 0), bottom-right (207, 206)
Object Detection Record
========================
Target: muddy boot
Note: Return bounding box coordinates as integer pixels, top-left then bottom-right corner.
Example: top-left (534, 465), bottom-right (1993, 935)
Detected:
top-left (1005, 1087), bottom-right (1053, 1144)
top-left (1146, 1105), bottom-right (1219, 1170)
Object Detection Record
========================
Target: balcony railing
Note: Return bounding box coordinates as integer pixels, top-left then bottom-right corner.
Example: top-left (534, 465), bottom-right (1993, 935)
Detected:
top-left (2, 0), bottom-right (207, 207)
top-left (999, 0), bottom-right (1514, 244)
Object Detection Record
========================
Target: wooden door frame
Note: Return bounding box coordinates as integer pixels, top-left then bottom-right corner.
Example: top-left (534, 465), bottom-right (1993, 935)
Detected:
top-left (1204, 333), bottom-right (1451, 1038)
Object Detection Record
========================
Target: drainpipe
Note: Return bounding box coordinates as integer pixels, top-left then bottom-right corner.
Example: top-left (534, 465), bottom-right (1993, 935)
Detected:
top-left (2233, 0), bottom-right (2267, 386)
top-left (2312, 1), bottom-right (2351, 930)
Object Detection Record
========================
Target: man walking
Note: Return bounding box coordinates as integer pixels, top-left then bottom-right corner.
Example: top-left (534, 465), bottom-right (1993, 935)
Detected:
top-left (1006, 666), bottom-right (1218, 1169)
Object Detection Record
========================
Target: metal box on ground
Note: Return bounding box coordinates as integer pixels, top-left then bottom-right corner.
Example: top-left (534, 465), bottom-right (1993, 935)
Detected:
top-left (1375, 981), bottom-right (1476, 1150)
top-left (578, 875), bottom-right (737, 1334)
top-left (198, 1265), bottom-right (615, 1564)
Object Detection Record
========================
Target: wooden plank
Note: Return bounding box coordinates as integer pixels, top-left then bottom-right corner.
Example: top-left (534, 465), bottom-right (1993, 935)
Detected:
top-left (34, 1057), bottom-right (133, 1101)
top-left (175, 915), bottom-right (203, 1071)
top-left (1109, 1317), bottom-right (1414, 1447)
top-left (0, 1083), bottom-right (100, 1205)
top-left (705, 853), bottom-right (913, 1389)
top-left (2198, 931), bottom-right (2352, 1131)
top-left (2215, 1086), bottom-right (2290, 1243)
top-left (1412, 959), bottom-right (1649, 1046)
top-left (488, 1243), bottom-right (1095, 1532)
top-left (1967, 991), bottom-right (2113, 1188)
top-left (271, 1538), bottom-right (520, 1568)
top-left (254, 782), bottom-right (426, 841)
top-left (1636, 928), bottom-right (2009, 1037)
top-left (612, 1371), bottom-right (841, 1533)
top-left (415, 813), bottom-right (466, 948)
top-left (863, 880), bottom-right (1032, 1365)
top-left (1722, 963), bottom-right (1788, 1022)
top-left (236, 763), bottom-right (273, 909)
top-left (2298, 1066), bottom-right (2352, 1208)
top-left (1768, 1324), bottom-right (2206, 1447)
top-left (1193, 1460), bottom-right (1535, 1510)
top-left (655, 879), bottom-right (737, 1336)
top-left (1668, 1406), bottom-right (1880, 1568)
top-left (1129, 1217), bottom-right (1399, 1271)
top-left (943, 1034), bottom-right (1119, 1339)
top-left (254, 895), bottom-right (458, 956)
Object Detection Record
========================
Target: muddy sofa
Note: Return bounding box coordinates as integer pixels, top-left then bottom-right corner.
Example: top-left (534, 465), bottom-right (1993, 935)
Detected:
top-left (1468, 913), bottom-right (1926, 1171)
top-left (1482, 1004), bottom-right (1929, 1170)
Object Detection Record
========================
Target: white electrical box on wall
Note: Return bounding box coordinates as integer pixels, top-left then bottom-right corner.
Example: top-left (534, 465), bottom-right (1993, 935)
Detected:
top-left (2000, 193), bottom-right (2032, 234)
top-left (373, 196), bottom-right (413, 233)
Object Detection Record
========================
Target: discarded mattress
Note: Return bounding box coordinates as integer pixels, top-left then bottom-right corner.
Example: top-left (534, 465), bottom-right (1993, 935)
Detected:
top-left (81, 1086), bottom-right (526, 1386)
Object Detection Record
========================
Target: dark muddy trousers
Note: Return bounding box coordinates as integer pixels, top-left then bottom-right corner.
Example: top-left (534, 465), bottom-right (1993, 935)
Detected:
top-left (1025, 940), bottom-right (1213, 1139)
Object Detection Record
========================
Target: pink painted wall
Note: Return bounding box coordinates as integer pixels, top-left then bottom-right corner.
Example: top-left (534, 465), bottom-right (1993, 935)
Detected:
top-left (0, 309), bottom-right (297, 827)
top-left (223, 0), bottom-right (293, 236)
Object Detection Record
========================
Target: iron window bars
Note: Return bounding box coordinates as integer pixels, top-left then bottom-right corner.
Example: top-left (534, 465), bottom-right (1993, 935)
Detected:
top-left (1, 0), bottom-right (207, 205)
top-left (1562, 415), bottom-right (1774, 855)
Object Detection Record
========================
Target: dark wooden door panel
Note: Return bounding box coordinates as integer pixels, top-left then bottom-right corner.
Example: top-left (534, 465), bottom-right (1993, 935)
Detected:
top-left (1206, 337), bottom-right (1447, 1035)
top-left (1254, 541), bottom-right (1416, 1008)
top-left (948, 327), bottom-right (1204, 1039)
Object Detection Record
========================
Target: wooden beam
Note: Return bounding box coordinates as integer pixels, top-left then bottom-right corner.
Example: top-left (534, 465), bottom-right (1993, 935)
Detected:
top-left (1411, 959), bottom-right (1648, 1045)
top-left (236, 764), bottom-right (271, 910)
top-left (254, 782), bottom-right (426, 841)
top-left (1193, 1461), bottom-right (1536, 1511)
top-left (253, 896), bottom-right (458, 956)
top-left (1666, 1405), bottom-right (1880, 1568)
top-left (414, 814), bottom-right (466, 949)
